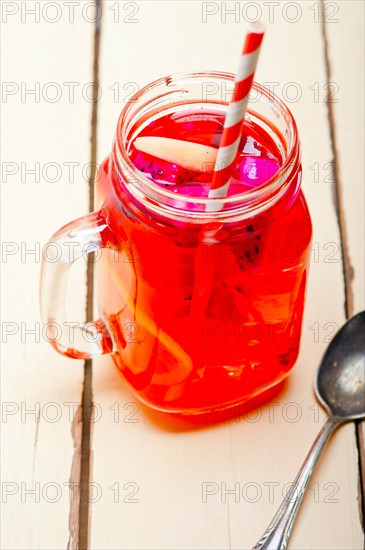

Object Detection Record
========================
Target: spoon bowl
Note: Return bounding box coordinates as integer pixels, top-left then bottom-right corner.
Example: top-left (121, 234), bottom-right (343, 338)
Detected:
top-left (315, 310), bottom-right (365, 419)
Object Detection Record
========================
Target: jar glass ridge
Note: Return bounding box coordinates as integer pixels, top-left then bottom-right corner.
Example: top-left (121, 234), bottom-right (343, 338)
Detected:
top-left (112, 72), bottom-right (302, 223)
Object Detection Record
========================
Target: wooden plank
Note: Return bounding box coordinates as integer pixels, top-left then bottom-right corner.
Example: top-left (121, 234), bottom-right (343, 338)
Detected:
top-left (1, 5), bottom-right (95, 549)
top-left (322, 0), bottom-right (364, 316)
top-left (90, 1), bottom-right (364, 548)
top-left (323, 0), bottom-right (365, 526)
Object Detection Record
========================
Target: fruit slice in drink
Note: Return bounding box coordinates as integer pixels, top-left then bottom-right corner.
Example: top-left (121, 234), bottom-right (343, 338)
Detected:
top-left (106, 253), bottom-right (193, 387)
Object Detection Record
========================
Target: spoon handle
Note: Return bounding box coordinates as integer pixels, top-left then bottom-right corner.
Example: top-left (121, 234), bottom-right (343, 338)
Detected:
top-left (252, 416), bottom-right (340, 550)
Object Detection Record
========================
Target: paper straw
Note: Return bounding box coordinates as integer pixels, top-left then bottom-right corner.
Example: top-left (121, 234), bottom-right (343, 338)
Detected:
top-left (188, 23), bottom-right (265, 323)
top-left (207, 22), bottom-right (265, 211)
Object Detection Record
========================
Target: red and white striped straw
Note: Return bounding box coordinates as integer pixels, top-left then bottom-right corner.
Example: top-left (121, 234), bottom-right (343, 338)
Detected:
top-left (208, 22), bottom-right (265, 209)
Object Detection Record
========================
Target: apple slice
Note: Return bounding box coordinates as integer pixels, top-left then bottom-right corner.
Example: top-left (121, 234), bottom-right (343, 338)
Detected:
top-left (107, 255), bottom-right (193, 382)
top-left (134, 136), bottom-right (217, 172)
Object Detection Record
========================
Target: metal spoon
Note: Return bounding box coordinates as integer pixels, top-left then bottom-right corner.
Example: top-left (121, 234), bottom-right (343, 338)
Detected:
top-left (253, 311), bottom-right (365, 550)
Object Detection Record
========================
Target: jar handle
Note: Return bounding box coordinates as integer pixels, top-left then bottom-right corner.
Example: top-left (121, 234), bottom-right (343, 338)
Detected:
top-left (40, 210), bottom-right (115, 359)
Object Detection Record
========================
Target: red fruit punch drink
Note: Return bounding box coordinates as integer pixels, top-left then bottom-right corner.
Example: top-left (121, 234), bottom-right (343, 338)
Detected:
top-left (95, 73), bottom-right (312, 414)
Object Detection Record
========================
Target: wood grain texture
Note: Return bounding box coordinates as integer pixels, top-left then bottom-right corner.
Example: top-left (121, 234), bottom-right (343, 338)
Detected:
top-left (322, 0), bottom-right (365, 528)
top-left (322, 0), bottom-right (364, 316)
top-left (1, 8), bottom-right (94, 550)
top-left (89, 2), bottom-right (364, 549)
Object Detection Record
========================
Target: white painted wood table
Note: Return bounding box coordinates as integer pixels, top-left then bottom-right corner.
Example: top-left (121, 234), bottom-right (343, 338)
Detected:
top-left (1, 1), bottom-right (364, 549)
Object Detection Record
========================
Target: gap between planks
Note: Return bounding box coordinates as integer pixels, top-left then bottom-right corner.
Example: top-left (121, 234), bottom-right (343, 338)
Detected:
top-left (320, 0), bottom-right (365, 532)
top-left (68, 1), bottom-right (102, 548)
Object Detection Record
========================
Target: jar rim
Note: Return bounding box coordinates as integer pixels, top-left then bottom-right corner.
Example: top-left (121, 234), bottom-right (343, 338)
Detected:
top-left (113, 71), bottom-right (301, 222)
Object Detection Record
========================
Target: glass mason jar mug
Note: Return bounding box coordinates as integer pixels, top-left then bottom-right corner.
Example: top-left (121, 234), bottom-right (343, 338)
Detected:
top-left (40, 72), bottom-right (312, 414)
